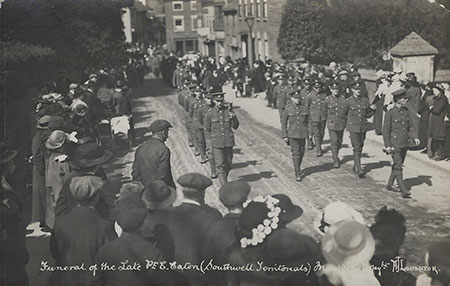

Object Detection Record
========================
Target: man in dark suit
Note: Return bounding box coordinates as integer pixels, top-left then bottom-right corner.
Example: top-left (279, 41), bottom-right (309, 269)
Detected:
top-left (132, 119), bottom-right (176, 188)
top-left (50, 176), bottom-right (117, 286)
top-left (149, 173), bottom-right (222, 286)
top-left (91, 195), bottom-right (186, 286)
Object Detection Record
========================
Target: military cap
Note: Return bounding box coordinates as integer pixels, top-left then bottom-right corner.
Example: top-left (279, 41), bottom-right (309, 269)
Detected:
top-left (313, 80), bottom-right (323, 87)
top-left (293, 57), bottom-right (306, 63)
top-left (287, 75), bottom-right (295, 81)
top-left (303, 76), bottom-right (313, 83)
top-left (115, 194), bottom-right (147, 231)
top-left (323, 70), bottom-right (333, 78)
top-left (392, 88), bottom-right (408, 98)
top-left (211, 92), bottom-right (225, 101)
top-left (194, 85), bottom-right (204, 92)
top-left (187, 83), bottom-right (197, 90)
top-left (350, 80), bottom-right (363, 90)
top-left (351, 71), bottom-right (361, 78)
top-left (70, 176), bottom-right (104, 202)
top-left (219, 180), bottom-right (251, 208)
top-left (89, 73), bottom-right (98, 80)
top-left (149, 119), bottom-right (173, 133)
top-left (338, 70), bottom-right (349, 76)
top-left (177, 172), bottom-right (212, 190)
top-left (329, 81), bottom-right (340, 90)
top-left (205, 92), bottom-right (214, 99)
top-left (290, 89), bottom-right (302, 98)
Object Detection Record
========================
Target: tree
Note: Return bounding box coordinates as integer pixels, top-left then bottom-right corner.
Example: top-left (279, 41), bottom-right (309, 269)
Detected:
top-left (278, 0), bottom-right (450, 69)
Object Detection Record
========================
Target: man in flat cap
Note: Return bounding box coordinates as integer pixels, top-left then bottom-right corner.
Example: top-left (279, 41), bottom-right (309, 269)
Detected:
top-left (149, 173), bottom-right (222, 286)
top-left (50, 176), bottom-right (117, 286)
top-left (204, 92), bottom-right (240, 185)
top-left (340, 81), bottom-right (376, 178)
top-left (282, 89), bottom-right (309, 182)
top-left (132, 119), bottom-right (176, 188)
top-left (383, 88), bottom-right (419, 198)
top-left (324, 81), bottom-right (347, 168)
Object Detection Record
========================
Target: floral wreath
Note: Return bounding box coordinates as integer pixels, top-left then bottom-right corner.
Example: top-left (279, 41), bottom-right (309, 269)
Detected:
top-left (240, 195), bottom-right (281, 248)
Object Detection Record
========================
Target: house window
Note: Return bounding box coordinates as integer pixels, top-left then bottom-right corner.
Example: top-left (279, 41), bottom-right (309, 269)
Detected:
top-left (263, 0), bottom-right (267, 18)
top-left (249, 0), bottom-right (254, 16)
top-left (191, 15), bottom-right (198, 30)
top-left (173, 16), bottom-right (184, 32)
top-left (190, 1), bottom-right (197, 11)
top-left (256, 0), bottom-right (261, 18)
top-left (238, 0), bottom-right (242, 17)
top-left (244, 0), bottom-right (248, 17)
top-left (173, 1), bottom-right (183, 11)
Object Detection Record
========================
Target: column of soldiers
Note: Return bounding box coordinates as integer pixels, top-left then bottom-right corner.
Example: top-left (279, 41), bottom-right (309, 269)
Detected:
top-left (177, 81), bottom-right (240, 186)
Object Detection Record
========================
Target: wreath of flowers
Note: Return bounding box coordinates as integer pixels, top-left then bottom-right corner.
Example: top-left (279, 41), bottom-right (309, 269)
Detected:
top-left (240, 195), bottom-right (281, 248)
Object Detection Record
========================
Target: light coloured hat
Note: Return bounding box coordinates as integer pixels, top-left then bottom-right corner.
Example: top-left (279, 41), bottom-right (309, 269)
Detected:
top-left (313, 201), bottom-right (365, 235)
top-left (322, 220), bottom-right (375, 266)
top-left (45, 130), bottom-right (67, 150)
top-left (70, 176), bottom-right (104, 202)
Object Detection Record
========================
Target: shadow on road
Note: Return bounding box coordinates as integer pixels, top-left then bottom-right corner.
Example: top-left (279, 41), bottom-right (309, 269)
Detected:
top-left (231, 160), bottom-right (260, 169)
top-left (404, 175), bottom-right (433, 188)
top-left (233, 148), bottom-right (243, 154)
top-left (363, 160), bottom-right (391, 173)
top-left (237, 171), bottom-right (276, 182)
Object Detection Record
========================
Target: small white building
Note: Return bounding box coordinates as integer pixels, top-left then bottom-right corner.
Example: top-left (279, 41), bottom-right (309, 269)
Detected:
top-left (389, 32), bottom-right (438, 82)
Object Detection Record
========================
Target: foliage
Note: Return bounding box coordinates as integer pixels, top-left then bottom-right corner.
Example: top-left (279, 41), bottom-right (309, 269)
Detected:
top-left (278, 0), bottom-right (450, 69)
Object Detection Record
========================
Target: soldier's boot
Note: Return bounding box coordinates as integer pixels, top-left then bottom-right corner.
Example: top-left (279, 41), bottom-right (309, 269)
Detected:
top-left (200, 151), bottom-right (208, 164)
top-left (209, 160), bottom-right (218, 179)
top-left (396, 174), bottom-right (411, 198)
top-left (293, 158), bottom-right (302, 182)
top-left (386, 172), bottom-right (399, 192)
top-left (218, 174), bottom-right (227, 186)
top-left (315, 136), bottom-right (323, 157)
top-left (356, 153), bottom-right (365, 178)
top-left (353, 152), bottom-right (365, 178)
top-left (331, 147), bottom-right (340, 168)
top-left (307, 136), bottom-right (314, 150)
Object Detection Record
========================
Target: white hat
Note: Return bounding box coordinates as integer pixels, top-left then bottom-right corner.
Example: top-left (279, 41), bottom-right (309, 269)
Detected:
top-left (313, 201), bottom-right (365, 235)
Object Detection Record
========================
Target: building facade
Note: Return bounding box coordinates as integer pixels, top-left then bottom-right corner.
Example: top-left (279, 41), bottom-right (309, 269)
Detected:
top-left (196, 0), bottom-right (226, 60)
top-left (164, 0), bottom-right (200, 55)
top-left (218, 0), bottom-right (286, 63)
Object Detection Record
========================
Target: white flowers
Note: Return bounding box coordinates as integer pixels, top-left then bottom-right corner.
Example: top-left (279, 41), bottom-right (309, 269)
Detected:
top-left (240, 195), bottom-right (282, 249)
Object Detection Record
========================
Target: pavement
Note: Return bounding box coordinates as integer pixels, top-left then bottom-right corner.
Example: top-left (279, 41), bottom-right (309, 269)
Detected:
top-left (24, 77), bottom-right (450, 285)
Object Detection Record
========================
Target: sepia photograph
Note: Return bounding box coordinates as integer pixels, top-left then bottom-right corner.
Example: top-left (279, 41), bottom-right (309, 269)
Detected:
top-left (1, 0), bottom-right (450, 285)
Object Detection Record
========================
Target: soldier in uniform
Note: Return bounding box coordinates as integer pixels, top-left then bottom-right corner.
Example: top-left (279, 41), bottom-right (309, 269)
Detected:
top-left (203, 93), bottom-right (218, 178)
top-left (307, 80), bottom-right (328, 156)
top-left (272, 74), bottom-right (285, 110)
top-left (191, 87), bottom-right (209, 164)
top-left (177, 81), bottom-right (190, 107)
top-left (324, 81), bottom-right (347, 168)
top-left (188, 86), bottom-right (204, 156)
top-left (204, 93), bottom-right (240, 185)
top-left (276, 75), bottom-right (295, 123)
top-left (383, 88), bottom-right (419, 198)
top-left (300, 76), bottom-right (315, 150)
top-left (282, 90), bottom-right (309, 182)
top-left (337, 70), bottom-right (351, 98)
top-left (341, 81), bottom-right (376, 178)
top-left (183, 83), bottom-right (197, 148)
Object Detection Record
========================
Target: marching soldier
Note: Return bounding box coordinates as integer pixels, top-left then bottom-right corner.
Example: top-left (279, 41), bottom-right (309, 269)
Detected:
top-left (276, 75), bottom-right (295, 123)
top-left (340, 81), bottom-right (376, 178)
top-left (300, 76), bottom-right (315, 150)
top-left (189, 86), bottom-right (204, 156)
top-left (192, 88), bottom-right (208, 164)
top-left (272, 74), bottom-right (285, 109)
top-left (177, 81), bottom-right (190, 107)
top-left (307, 80), bottom-right (328, 156)
top-left (282, 90), bottom-right (309, 182)
top-left (324, 81), bottom-right (346, 168)
top-left (204, 93), bottom-right (240, 185)
top-left (203, 93), bottom-right (218, 178)
top-left (183, 83), bottom-right (197, 148)
top-left (383, 88), bottom-right (419, 198)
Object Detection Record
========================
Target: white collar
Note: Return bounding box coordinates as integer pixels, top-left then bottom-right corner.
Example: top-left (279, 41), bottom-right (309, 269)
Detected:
top-left (181, 198), bottom-right (201, 207)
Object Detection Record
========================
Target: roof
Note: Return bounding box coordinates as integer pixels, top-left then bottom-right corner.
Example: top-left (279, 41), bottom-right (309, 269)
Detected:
top-left (390, 32), bottom-right (438, 56)
top-left (223, 2), bottom-right (237, 13)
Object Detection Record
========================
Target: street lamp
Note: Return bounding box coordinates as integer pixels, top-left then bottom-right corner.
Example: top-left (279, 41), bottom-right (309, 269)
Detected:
top-left (245, 13), bottom-right (255, 67)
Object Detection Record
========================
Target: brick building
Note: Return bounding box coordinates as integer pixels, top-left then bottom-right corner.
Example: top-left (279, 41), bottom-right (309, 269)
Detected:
top-left (164, 0), bottom-right (200, 54)
top-left (222, 0), bottom-right (286, 63)
top-left (197, 0), bottom-right (226, 59)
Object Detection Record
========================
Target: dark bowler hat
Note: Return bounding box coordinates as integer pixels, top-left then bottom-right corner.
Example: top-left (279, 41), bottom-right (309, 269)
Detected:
top-left (211, 92), bottom-right (225, 101)
top-left (0, 142), bottom-right (18, 165)
top-left (149, 119), bottom-right (173, 133)
top-left (141, 180), bottom-right (177, 210)
top-left (290, 89), bottom-right (302, 99)
top-left (350, 80), bottom-right (363, 90)
top-left (115, 194), bottom-right (147, 231)
top-left (177, 172), bottom-right (212, 191)
top-left (70, 176), bottom-right (104, 202)
top-left (68, 143), bottom-right (113, 168)
top-left (265, 228), bottom-right (320, 265)
top-left (272, 194), bottom-right (303, 223)
top-left (219, 180), bottom-right (251, 208)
